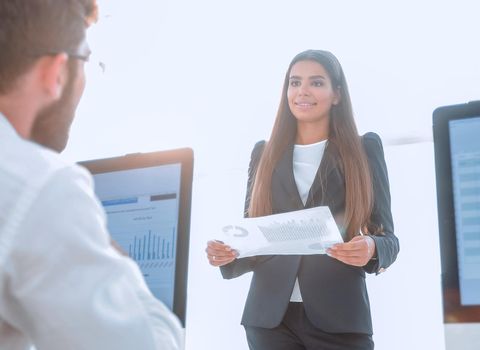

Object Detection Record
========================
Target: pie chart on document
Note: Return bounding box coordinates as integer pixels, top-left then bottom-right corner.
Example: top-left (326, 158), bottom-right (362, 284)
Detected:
top-left (222, 225), bottom-right (249, 238)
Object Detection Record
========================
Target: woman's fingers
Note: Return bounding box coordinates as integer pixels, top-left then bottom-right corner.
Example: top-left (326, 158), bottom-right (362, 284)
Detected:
top-left (207, 254), bottom-right (236, 267)
top-left (207, 240), bottom-right (231, 251)
top-left (205, 240), bottom-right (235, 257)
top-left (205, 240), bottom-right (238, 266)
top-left (205, 246), bottom-right (236, 258)
top-left (327, 236), bottom-right (376, 266)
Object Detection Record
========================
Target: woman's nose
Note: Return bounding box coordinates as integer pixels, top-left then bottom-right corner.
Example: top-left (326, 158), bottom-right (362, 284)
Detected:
top-left (298, 84), bottom-right (310, 96)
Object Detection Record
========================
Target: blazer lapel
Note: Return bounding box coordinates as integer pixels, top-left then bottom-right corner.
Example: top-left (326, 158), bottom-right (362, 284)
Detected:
top-left (306, 141), bottom-right (341, 207)
top-left (272, 144), bottom-right (304, 210)
top-left (271, 141), bottom-right (343, 211)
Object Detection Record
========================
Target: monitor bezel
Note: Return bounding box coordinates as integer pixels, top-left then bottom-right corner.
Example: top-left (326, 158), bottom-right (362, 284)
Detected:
top-left (79, 148), bottom-right (193, 327)
top-left (433, 101), bottom-right (480, 323)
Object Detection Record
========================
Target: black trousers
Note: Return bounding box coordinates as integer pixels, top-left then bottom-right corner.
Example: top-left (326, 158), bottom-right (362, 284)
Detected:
top-left (245, 303), bottom-right (374, 350)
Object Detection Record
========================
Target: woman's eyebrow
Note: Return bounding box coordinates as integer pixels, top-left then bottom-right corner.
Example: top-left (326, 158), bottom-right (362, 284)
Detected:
top-left (308, 75), bottom-right (326, 80)
top-left (289, 75), bottom-right (326, 80)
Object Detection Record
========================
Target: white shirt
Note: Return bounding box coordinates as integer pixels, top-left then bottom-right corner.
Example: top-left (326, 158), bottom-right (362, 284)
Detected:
top-left (290, 139), bottom-right (327, 302)
top-left (0, 113), bottom-right (184, 350)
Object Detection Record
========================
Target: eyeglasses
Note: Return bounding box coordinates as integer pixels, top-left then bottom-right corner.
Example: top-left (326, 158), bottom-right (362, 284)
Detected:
top-left (72, 38), bottom-right (107, 74)
top-left (68, 52), bottom-right (90, 62)
top-left (67, 44), bottom-right (106, 75)
top-left (28, 38), bottom-right (106, 75)
top-left (29, 37), bottom-right (90, 61)
top-left (66, 37), bottom-right (91, 62)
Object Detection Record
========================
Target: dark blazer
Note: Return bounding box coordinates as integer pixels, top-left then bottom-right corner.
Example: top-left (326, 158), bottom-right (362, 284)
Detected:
top-left (220, 132), bottom-right (399, 335)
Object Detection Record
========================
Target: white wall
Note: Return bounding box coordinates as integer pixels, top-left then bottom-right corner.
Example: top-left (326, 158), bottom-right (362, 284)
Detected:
top-left (62, 1), bottom-right (480, 349)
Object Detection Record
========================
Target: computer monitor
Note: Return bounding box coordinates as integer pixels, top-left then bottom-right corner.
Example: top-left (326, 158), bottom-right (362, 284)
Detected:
top-left (79, 148), bottom-right (193, 327)
top-left (433, 101), bottom-right (480, 349)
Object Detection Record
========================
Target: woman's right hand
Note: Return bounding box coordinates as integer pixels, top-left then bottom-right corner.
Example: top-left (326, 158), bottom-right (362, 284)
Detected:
top-left (205, 240), bottom-right (238, 267)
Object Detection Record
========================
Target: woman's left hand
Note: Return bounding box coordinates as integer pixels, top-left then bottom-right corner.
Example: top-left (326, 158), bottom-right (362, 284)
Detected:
top-left (326, 235), bottom-right (376, 267)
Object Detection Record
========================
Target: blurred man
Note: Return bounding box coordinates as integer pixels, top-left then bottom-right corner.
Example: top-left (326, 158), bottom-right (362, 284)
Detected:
top-left (0, 1), bottom-right (183, 349)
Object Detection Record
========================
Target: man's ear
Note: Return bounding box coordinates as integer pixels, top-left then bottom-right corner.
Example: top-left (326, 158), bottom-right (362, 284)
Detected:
top-left (38, 53), bottom-right (69, 100)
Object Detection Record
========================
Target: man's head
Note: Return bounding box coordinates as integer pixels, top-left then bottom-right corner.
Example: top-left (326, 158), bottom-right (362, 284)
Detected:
top-left (0, 0), bottom-right (97, 152)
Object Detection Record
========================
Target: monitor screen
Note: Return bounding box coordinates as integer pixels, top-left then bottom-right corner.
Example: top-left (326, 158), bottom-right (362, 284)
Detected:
top-left (79, 148), bottom-right (193, 326)
top-left (448, 116), bottom-right (480, 306)
top-left (94, 163), bottom-right (182, 309)
top-left (433, 101), bottom-right (480, 323)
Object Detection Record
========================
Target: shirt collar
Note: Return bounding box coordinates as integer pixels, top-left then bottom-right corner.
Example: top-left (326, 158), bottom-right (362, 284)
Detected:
top-left (0, 112), bottom-right (21, 140)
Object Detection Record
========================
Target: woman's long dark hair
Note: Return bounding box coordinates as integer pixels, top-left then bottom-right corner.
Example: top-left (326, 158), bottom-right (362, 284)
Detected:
top-left (248, 50), bottom-right (374, 240)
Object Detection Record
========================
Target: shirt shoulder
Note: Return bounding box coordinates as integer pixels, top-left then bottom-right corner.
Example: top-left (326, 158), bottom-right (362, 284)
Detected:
top-left (1, 131), bottom-right (90, 189)
top-left (0, 136), bottom-right (94, 265)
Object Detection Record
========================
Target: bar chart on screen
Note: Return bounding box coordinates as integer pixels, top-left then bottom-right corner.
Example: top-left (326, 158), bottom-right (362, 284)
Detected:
top-left (103, 194), bottom-right (179, 309)
top-left (126, 228), bottom-right (176, 268)
top-left (109, 224), bottom-right (177, 309)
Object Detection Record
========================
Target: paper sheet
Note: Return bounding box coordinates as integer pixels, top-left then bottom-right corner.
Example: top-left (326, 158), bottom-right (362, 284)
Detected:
top-left (218, 206), bottom-right (343, 258)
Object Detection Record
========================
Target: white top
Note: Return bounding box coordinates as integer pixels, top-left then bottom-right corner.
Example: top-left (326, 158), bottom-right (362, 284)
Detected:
top-left (290, 139), bottom-right (327, 302)
top-left (0, 113), bottom-right (184, 350)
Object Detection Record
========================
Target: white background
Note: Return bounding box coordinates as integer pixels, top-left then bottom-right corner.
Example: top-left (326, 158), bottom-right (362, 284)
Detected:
top-left (63, 1), bottom-right (480, 349)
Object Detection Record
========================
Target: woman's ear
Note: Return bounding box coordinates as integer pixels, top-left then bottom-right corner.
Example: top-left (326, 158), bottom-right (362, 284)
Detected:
top-left (38, 53), bottom-right (68, 100)
top-left (333, 86), bottom-right (341, 105)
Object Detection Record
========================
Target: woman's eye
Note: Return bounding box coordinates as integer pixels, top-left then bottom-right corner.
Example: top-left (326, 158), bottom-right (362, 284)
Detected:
top-left (312, 80), bottom-right (324, 87)
top-left (289, 80), bottom-right (301, 87)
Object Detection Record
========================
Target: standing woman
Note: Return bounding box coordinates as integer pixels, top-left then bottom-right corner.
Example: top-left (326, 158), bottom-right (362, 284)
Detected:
top-left (206, 49), bottom-right (399, 350)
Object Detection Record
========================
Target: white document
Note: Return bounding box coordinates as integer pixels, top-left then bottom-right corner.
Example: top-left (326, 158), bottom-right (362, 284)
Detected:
top-left (218, 206), bottom-right (343, 258)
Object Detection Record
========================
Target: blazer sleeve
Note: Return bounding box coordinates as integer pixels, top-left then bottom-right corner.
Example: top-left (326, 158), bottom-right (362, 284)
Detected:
top-left (362, 132), bottom-right (400, 274)
top-left (220, 141), bottom-right (266, 280)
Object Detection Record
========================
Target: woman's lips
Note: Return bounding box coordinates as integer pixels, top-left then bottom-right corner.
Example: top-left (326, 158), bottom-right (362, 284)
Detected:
top-left (295, 102), bottom-right (316, 109)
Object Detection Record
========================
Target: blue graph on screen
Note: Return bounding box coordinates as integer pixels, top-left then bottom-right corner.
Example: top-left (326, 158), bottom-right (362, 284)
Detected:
top-left (100, 195), bottom-right (179, 310)
top-left (92, 164), bottom-right (182, 311)
top-left (128, 229), bottom-right (175, 269)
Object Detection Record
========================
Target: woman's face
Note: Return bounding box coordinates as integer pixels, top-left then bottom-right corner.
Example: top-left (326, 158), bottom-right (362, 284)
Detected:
top-left (287, 60), bottom-right (339, 125)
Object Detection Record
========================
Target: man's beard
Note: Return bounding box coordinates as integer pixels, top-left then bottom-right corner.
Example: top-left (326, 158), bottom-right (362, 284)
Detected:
top-left (31, 61), bottom-right (81, 153)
